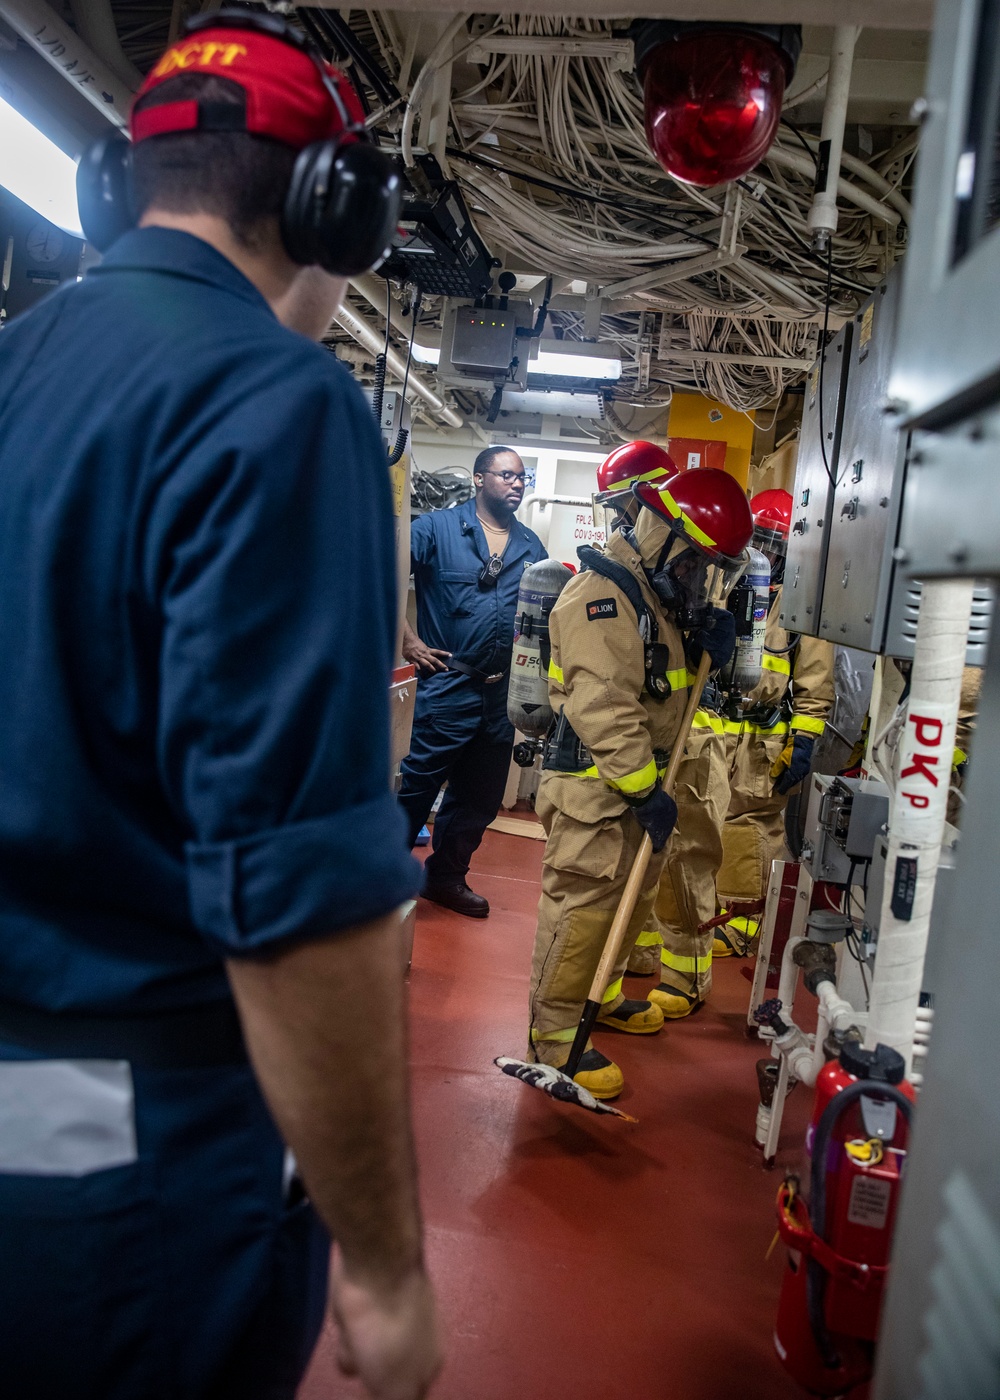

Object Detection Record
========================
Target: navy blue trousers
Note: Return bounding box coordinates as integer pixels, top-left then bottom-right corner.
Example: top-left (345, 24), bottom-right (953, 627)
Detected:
top-left (0, 1050), bottom-right (329, 1399)
top-left (398, 679), bottom-right (513, 885)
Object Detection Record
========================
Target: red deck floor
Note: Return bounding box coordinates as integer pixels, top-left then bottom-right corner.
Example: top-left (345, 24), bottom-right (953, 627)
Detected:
top-left (299, 825), bottom-right (819, 1400)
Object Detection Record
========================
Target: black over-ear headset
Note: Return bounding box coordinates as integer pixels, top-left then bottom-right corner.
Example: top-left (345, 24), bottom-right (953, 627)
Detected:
top-left (75, 8), bottom-right (401, 276)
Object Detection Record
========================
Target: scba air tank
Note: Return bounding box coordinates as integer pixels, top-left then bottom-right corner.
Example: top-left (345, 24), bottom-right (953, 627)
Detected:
top-left (732, 546), bottom-right (770, 692)
top-left (507, 558), bottom-right (574, 739)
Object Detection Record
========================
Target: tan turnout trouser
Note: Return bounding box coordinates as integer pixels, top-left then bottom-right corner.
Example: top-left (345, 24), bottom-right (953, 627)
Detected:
top-left (529, 776), bottom-right (667, 1064)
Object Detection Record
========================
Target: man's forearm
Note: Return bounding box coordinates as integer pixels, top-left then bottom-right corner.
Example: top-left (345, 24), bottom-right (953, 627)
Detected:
top-left (227, 912), bottom-right (422, 1286)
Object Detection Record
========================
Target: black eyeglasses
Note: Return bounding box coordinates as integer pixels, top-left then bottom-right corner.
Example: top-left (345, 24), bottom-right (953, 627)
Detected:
top-left (484, 469), bottom-right (526, 484)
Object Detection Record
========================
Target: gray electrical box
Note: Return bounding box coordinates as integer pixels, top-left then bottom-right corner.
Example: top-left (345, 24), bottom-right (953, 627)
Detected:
top-left (819, 270), bottom-right (908, 652)
top-left (780, 320), bottom-right (852, 636)
top-left (801, 773), bottom-right (889, 885)
top-left (438, 299), bottom-right (533, 392)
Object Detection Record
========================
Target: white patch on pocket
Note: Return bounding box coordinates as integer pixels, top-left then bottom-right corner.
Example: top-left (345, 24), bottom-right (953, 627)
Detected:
top-left (0, 1060), bottom-right (137, 1176)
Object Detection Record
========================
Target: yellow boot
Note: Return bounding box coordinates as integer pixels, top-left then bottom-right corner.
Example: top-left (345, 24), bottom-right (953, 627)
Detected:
top-left (648, 983), bottom-right (700, 1019)
top-left (595, 997), bottom-right (665, 1035)
top-left (532, 1037), bottom-right (625, 1100)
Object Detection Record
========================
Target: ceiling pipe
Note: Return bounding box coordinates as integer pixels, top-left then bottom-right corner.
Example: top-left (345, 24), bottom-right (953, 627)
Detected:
top-left (807, 25), bottom-right (861, 248)
top-left (350, 273), bottom-right (440, 348)
top-left (67, 0), bottom-right (141, 92)
top-left (333, 303), bottom-right (463, 429)
top-left (767, 146), bottom-right (900, 226)
top-left (0, 0), bottom-right (133, 125)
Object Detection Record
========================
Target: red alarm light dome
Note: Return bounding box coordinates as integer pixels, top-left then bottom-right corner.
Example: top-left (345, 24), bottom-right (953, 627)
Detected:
top-left (638, 25), bottom-right (796, 188)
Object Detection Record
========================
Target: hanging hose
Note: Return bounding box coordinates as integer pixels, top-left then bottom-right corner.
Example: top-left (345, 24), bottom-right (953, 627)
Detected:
top-left (387, 291), bottom-right (421, 467)
top-left (371, 279), bottom-right (391, 431)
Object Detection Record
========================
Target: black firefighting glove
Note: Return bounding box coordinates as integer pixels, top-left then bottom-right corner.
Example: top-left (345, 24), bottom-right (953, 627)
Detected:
top-left (687, 607), bottom-right (737, 673)
top-left (626, 787), bottom-right (678, 854)
top-left (771, 732), bottom-right (816, 795)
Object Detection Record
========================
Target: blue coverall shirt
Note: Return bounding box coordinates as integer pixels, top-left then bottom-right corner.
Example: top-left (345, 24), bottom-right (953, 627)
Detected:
top-left (410, 496), bottom-right (546, 717)
top-left (0, 227), bottom-right (421, 1014)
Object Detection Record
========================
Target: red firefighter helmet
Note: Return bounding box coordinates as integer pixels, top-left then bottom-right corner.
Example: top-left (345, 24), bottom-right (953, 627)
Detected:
top-left (595, 440), bottom-right (677, 503)
top-left (750, 488), bottom-right (792, 557)
top-left (635, 468), bottom-right (753, 564)
top-left (634, 468), bottom-right (752, 622)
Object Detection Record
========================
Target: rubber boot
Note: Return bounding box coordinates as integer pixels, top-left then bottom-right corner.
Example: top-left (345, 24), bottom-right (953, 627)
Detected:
top-left (648, 983), bottom-right (700, 1019)
top-left (595, 998), bottom-right (664, 1035)
top-left (532, 1038), bottom-right (624, 1100)
top-left (626, 929), bottom-right (664, 977)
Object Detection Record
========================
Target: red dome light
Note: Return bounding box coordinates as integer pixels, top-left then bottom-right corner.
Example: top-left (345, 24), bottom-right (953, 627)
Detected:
top-left (641, 29), bottom-right (789, 187)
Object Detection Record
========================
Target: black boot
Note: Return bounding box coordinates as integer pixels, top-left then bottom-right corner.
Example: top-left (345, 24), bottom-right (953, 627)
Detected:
top-left (422, 880), bottom-right (490, 919)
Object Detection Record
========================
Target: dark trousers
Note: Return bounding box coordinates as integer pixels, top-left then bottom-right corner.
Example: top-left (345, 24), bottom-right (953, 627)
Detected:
top-left (0, 1047), bottom-right (329, 1399)
top-left (398, 679), bottom-right (513, 885)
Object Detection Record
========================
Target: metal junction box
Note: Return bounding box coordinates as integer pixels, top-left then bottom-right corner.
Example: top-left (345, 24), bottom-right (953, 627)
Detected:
top-left (819, 270), bottom-right (908, 652)
top-left (801, 773), bottom-right (889, 885)
top-left (781, 320), bottom-right (852, 636)
top-left (438, 299), bottom-right (534, 392)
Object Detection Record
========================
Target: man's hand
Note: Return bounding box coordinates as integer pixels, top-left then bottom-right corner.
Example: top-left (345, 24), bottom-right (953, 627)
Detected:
top-left (402, 621), bottom-right (450, 676)
top-left (331, 1251), bottom-right (442, 1400)
top-left (687, 607), bottom-right (737, 673)
top-left (627, 786), bottom-right (678, 853)
top-left (771, 731), bottom-right (816, 794)
top-left (227, 912), bottom-right (439, 1399)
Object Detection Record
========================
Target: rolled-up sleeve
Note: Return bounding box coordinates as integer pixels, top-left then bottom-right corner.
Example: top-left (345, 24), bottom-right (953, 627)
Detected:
top-left (147, 347), bottom-right (421, 955)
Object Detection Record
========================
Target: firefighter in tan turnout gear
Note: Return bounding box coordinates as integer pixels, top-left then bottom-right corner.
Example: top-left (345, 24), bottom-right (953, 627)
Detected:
top-left (590, 444), bottom-right (733, 1020)
top-left (528, 468), bottom-right (753, 1100)
top-left (716, 489), bottom-right (835, 952)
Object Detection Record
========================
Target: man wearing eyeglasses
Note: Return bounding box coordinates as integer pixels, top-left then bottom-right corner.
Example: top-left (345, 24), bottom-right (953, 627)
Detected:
top-left (399, 446), bottom-right (546, 918)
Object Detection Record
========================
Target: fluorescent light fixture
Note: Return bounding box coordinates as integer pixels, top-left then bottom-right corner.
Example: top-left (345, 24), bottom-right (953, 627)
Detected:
top-left (411, 341), bottom-right (441, 365)
top-left (0, 95), bottom-right (83, 238)
top-left (502, 389), bottom-right (605, 419)
top-left (530, 340), bottom-right (622, 381)
top-left (415, 336), bottom-right (622, 380)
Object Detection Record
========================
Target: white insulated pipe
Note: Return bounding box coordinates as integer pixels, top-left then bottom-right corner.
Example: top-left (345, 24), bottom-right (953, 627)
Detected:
top-left (333, 303), bottom-right (463, 430)
top-left (865, 580), bottom-right (975, 1074)
top-left (807, 25), bottom-right (861, 249)
top-left (816, 978), bottom-right (858, 1035)
top-left (0, 0), bottom-right (133, 125)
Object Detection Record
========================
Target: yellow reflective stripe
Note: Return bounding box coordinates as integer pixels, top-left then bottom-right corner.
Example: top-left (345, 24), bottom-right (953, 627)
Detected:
top-left (660, 948), bottom-right (713, 974)
top-left (790, 715), bottom-right (825, 735)
top-left (762, 654), bottom-right (791, 676)
top-left (602, 976), bottom-right (623, 1004)
top-left (547, 661), bottom-right (564, 685)
top-left (953, 747), bottom-right (968, 769)
top-left (607, 466), bottom-right (670, 493)
top-left (727, 915), bottom-right (760, 936)
top-left (531, 1026), bottom-right (577, 1044)
top-left (692, 710), bottom-right (725, 733)
top-left (634, 928), bottom-right (663, 948)
top-left (722, 720), bottom-right (790, 737)
top-left (665, 667), bottom-right (694, 689)
top-left (659, 486), bottom-right (717, 551)
top-left (608, 758), bottom-right (658, 794)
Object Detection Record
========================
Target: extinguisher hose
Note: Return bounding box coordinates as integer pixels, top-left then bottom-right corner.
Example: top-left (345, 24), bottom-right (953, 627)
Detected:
top-left (807, 1080), bottom-right (914, 1371)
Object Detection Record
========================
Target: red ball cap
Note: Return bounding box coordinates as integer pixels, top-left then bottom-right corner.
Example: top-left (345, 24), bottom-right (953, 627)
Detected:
top-left (596, 440), bottom-right (677, 498)
top-left (750, 487), bottom-right (793, 540)
top-left (635, 467), bottom-right (753, 562)
top-left (131, 26), bottom-right (365, 149)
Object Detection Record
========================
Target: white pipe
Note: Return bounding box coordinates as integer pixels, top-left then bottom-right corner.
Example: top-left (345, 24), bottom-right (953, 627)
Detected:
top-left (777, 934), bottom-right (805, 1016)
top-left (0, 0), bottom-right (132, 125)
top-left (816, 978), bottom-right (858, 1035)
top-left (773, 137), bottom-right (912, 222)
top-left (865, 580), bottom-right (975, 1073)
top-left (333, 304), bottom-right (463, 430)
top-left (807, 25), bottom-right (861, 248)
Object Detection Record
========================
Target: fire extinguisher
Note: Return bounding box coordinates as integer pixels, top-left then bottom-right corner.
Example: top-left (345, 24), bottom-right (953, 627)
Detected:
top-left (772, 1042), bottom-right (915, 1395)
